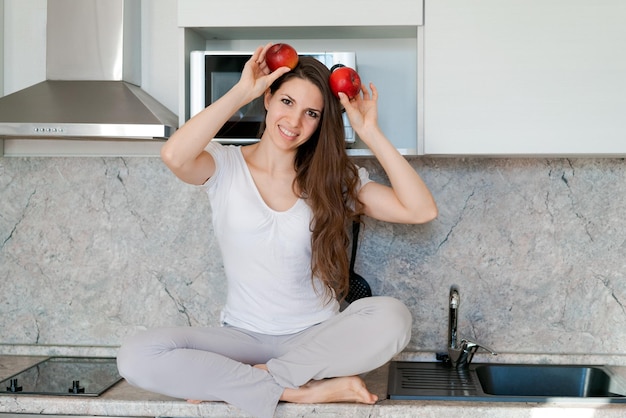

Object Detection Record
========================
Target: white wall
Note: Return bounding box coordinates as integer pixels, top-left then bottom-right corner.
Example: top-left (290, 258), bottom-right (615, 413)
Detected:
top-left (1, 0), bottom-right (5, 95)
top-left (3, 0), bottom-right (46, 95)
top-left (140, 0), bottom-right (178, 114)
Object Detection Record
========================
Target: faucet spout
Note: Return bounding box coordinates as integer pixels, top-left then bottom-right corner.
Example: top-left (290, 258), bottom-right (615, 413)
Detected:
top-left (448, 286), bottom-right (460, 350)
top-left (445, 286), bottom-right (497, 368)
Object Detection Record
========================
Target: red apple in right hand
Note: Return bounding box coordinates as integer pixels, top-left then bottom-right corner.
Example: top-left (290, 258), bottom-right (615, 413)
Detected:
top-left (329, 65), bottom-right (362, 99)
top-left (265, 43), bottom-right (299, 72)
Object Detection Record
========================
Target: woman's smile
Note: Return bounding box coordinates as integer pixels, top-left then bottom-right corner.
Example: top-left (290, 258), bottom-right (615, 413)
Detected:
top-left (279, 125), bottom-right (299, 140)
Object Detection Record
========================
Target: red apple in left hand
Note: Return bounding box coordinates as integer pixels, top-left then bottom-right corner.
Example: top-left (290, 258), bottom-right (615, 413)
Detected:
top-left (265, 43), bottom-right (299, 72)
top-left (329, 64), bottom-right (362, 99)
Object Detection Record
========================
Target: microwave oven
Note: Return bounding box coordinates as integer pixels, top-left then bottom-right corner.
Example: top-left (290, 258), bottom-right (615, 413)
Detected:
top-left (189, 50), bottom-right (357, 145)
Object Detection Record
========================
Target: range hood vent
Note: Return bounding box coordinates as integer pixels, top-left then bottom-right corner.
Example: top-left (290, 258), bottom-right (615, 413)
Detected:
top-left (0, 0), bottom-right (177, 140)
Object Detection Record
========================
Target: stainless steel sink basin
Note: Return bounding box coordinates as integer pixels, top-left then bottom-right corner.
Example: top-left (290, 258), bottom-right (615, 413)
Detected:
top-left (476, 364), bottom-right (619, 397)
top-left (387, 361), bottom-right (626, 402)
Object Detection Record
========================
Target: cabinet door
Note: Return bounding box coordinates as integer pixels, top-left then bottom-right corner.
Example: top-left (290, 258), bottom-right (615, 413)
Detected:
top-left (179, 0), bottom-right (423, 27)
top-left (424, 0), bottom-right (626, 155)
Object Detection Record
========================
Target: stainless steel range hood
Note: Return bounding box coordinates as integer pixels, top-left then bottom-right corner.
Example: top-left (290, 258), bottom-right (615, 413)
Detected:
top-left (0, 0), bottom-right (177, 140)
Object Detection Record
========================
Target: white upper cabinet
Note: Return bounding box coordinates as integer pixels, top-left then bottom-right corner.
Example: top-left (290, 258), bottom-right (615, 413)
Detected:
top-left (178, 0), bottom-right (423, 28)
top-left (424, 0), bottom-right (626, 155)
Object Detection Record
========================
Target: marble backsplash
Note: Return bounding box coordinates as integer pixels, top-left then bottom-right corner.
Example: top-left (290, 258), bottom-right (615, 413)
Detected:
top-left (1, 155), bottom-right (625, 357)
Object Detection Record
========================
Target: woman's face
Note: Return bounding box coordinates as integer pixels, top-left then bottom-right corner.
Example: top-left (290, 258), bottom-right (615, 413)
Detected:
top-left (262, 77), bottom-right (324, 151)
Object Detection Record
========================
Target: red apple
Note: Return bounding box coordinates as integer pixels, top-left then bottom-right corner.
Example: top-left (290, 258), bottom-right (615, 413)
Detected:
top-left (265, 43), bottom-right (299, 72)
top-left (329, 65), bottom-right (362, 99)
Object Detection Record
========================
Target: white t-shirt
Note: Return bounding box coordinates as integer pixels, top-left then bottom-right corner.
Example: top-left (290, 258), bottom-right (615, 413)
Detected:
top-left (204, 142), bottom-right (371, 335)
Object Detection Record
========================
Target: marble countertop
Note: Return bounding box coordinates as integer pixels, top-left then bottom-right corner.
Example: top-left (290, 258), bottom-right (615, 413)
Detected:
top-left (2, 354), bottom-right (626, 418)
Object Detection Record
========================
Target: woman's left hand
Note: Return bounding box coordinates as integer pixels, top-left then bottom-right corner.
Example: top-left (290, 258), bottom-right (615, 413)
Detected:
top-left (340, 82), bottom-right (439, 225)
top-left (338, 82), bottom-right (380, 140)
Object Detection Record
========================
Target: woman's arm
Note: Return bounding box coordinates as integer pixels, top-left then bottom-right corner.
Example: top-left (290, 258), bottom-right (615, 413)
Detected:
top-left (161, 44), bottom-right (291, 185)
top-left (340, 83), bottom-right (438, 224)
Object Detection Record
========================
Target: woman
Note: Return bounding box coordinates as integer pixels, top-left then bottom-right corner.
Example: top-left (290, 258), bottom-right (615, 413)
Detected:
top-left (117, 43), bottom-right (437, 418)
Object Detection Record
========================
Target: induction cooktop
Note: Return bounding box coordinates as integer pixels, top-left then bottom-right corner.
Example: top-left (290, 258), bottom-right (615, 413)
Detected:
top-left (0, 356), bottom-right (122, 396)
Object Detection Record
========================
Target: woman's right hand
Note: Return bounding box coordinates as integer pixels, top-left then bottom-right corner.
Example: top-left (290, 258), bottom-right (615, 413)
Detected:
top-left (236, 43), bottom-right (292, 103)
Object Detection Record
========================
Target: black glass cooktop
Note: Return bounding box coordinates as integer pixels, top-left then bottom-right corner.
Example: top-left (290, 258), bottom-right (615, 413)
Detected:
top-left (0, 356), bottom-right (122, 396)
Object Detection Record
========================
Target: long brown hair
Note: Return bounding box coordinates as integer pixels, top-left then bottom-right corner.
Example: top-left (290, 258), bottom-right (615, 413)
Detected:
top-left (260, 57), bottom-right (362, 301)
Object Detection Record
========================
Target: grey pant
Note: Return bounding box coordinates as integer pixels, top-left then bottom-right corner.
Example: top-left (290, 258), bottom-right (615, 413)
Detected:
top-left (117, 296), bottom-right (412, 418)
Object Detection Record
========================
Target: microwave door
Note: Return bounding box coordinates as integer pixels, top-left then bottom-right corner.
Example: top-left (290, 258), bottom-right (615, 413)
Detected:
top-left (211, 72), bottom-right (265, 141)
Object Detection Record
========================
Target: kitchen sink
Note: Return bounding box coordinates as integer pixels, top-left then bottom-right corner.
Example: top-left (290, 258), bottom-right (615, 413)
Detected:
top-left (387, 361), bottom-right (626, 403)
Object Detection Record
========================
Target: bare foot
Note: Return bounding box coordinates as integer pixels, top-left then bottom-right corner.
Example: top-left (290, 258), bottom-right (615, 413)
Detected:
top-left (281, 376), bottom-right (378, 405)
top-left (254, 363), bottom-right (377, 405)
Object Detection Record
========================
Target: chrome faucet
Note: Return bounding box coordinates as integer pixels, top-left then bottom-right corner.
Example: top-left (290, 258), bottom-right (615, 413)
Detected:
top-left (447, 286), bottom-right (497, 368)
